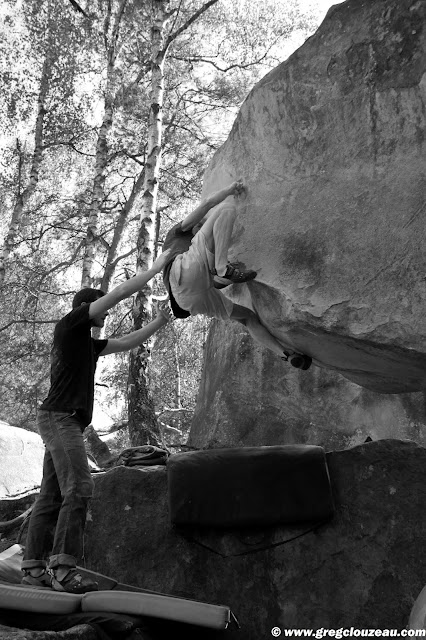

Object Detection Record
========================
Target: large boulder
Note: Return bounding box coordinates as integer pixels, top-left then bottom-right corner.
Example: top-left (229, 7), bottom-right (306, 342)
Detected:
top-left (190, 319), bottom-right (426, 450)
top-left (190, 0), bottom-right (426, 449)
top-left (84, 440), bottom-right (426, 636)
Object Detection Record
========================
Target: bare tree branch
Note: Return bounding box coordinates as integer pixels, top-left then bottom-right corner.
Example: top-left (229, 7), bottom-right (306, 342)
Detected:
top-left (164, 0), bottom-right (220, 54)
top-left (0, 319), bottom-right (59, 333)
top-left (68, 0), bottom-right (89, 18)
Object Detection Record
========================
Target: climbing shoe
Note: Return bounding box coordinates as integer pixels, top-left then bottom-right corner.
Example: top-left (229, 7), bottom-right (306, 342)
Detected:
top-left (282, 351), bottom-right (312, 370)
top-left (49, 567), bottom-right (99, 594)
top-left (289, 354), bottom-right (312, 370)
top-left (22, 569), bottom-right (52, 589)
top-left (212, 263), bottom-right (257, 285)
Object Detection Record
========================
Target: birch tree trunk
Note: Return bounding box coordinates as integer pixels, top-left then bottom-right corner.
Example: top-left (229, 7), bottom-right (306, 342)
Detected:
top-left (173, 338), bottom-right (182, 430)
top-left (0, 44), bottom-right (53, 286)
top-left (80, 0), bottom-right (128, 289)
top-left (127, 0), bottom-right (171, 447)
top-left (127, 0), bottom-right (220, 446)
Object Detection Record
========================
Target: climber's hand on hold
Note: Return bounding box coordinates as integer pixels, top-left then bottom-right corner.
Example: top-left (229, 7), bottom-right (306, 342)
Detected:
top-left (228, 180), bottom-right (245, 197)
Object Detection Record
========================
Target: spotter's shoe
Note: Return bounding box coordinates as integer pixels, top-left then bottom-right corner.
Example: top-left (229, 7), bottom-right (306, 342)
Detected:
top-left (49, 567), bottom-right (98, 594)
top-left (22, 569), bottom-right (52, 589)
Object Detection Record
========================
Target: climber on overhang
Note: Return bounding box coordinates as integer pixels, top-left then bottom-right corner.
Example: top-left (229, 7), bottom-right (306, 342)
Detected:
top-left (160, 179), bottom-right (312, 370)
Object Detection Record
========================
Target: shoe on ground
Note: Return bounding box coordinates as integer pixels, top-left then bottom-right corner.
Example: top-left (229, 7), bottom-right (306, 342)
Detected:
top-left (22, 569), bottom-right (52, 589)
top-left (50, 567), bottom-right (98, 594)
top-left (213, 263), bottom-right (257, 285)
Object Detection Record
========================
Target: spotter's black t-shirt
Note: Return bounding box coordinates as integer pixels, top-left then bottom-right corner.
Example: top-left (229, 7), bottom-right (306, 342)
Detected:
top-left (40, 305), bottom-right (108, 427)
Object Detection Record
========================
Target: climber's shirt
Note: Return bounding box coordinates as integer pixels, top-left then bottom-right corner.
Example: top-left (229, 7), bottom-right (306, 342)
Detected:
top-left (162, 222), bottom-right (193, 319)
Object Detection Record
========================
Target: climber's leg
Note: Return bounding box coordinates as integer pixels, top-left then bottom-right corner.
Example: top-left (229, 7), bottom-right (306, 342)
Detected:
top-left (198, 203), bottom-right (236, 275)
top-left (230, 305), bottom-right (286, 356)
top-left (230, 305), bottom-right (312, 369)
top-left (197, 204), bottom-right (256, 284)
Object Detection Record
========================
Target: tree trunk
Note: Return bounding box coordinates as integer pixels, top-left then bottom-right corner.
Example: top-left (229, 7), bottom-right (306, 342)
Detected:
top-left (80, 95), bottom-right (114, 288)
top-left (0, 41), bottom-right (52, 285)
top-left (127, 0), bottom-right (171, 447)
top-left (80, 0), bottom-right (128, 289)
top-left (127, 0), bottom-right (220, 446)
top-left (173, 338), bottom-right (182, 430)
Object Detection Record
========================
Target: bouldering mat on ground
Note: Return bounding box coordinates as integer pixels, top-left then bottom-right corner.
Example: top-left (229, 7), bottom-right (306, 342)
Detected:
top-left (82, 590), bottom-right (231, 629)
top-left (0, 544), bottom-right (233, 631)
top-left (0, 580), bottom-right (82, 614)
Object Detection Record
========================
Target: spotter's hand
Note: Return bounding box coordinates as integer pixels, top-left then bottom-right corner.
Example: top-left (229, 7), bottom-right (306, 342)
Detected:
top-left (155, 299), bottom-right (173, 323)
top-left (152, 248), bottom-right (172, 273)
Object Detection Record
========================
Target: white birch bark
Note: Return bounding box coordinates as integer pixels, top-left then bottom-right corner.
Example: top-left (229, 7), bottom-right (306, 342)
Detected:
top-left (80, 0), bottom-right (128, 289)
top-left (128, 0), bottom-right (220, 446)
top-left (133, 0), bottom-right (171, 307)
top-left (127, 0), bottom-right (173, 446)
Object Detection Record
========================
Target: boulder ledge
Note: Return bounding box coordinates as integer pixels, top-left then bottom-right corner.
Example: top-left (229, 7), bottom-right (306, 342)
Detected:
top-left (84, 439), bottom-right (426, 636)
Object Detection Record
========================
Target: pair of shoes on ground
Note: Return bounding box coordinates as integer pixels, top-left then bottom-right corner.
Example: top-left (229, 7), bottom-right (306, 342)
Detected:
top-left (22, 567), bottom-right (98, 594)
top-left (282, 351), bottom-right (312, 370)
top-left (212, 263), bottom-right (257, 288)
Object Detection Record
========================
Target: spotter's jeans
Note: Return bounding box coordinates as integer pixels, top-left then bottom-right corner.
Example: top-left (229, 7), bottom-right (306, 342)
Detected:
top-left (22, 410), bottom-right (94, 571)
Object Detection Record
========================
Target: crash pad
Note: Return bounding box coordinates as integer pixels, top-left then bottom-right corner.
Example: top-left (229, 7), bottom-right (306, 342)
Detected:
top-left (0, 544), bottom-right (233, 629)
top-left (82, 590), bottom-right (231, 630)
top-left (0, 581), bottom-right (82, 614)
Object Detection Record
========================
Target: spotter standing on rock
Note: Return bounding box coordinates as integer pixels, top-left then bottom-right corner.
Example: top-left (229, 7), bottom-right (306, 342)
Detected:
top-left (21, 251), bottom-right (172, 594)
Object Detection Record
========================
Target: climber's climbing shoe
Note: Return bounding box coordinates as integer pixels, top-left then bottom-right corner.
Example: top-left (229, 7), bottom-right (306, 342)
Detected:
top-left (289, 354), bottom-right (312, 370)
top-left (282, 352), bottom-right (312, 371)
top-left (212, 263), bottom-right (257, 285)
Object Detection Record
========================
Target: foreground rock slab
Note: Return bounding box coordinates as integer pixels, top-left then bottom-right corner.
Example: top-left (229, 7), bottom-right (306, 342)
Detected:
top-left (84, 440), bottom-right (426, 637)
top-left (0, 624), bottom-right (97, 640)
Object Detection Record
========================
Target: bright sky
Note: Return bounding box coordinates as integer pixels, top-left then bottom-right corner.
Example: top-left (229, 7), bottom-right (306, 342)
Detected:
top-left (278, 0), bottom-right (345, 59)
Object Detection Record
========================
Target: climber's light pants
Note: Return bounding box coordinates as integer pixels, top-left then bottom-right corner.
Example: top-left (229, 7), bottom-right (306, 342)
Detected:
top-left (169, 228), bottom-right (234, 320)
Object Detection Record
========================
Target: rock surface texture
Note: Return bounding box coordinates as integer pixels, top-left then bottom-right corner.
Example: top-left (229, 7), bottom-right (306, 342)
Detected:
top-left (84, 440), bottom-right (426, 637)
top-left (190, 0), bottom-right (426, 449)
top-left (0, 624), bottom-right (98, 640)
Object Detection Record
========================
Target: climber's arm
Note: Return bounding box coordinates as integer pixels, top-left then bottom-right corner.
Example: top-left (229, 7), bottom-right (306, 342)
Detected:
top-left (88, 250), bottom-right (171, 319)
top-left (181, 181), bottom-right (244, 232)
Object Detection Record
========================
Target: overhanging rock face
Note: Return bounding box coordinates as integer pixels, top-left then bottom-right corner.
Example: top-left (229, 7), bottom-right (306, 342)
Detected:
top-left (84, 440), bottom-right (426, 637)
top-left (190, 0), bottom-right (426, 448)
